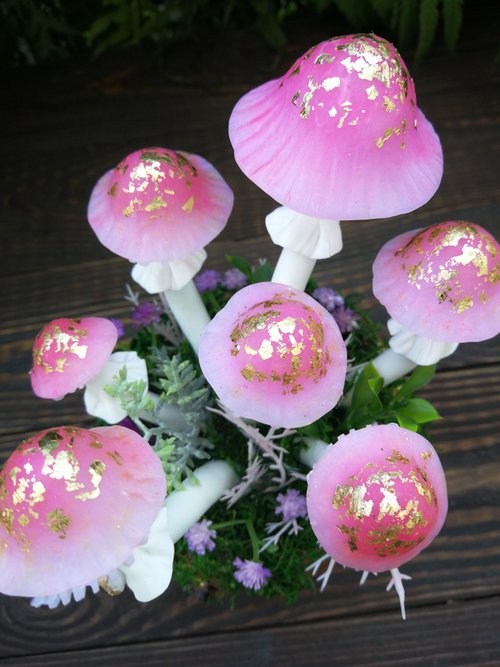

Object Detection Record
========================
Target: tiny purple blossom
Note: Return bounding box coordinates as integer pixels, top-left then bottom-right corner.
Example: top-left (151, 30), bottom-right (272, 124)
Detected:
top-left (130, 301), bottom-right (162, 329)
top-left (221, 268), bottom-right (248, 290)
top-left (312, 287), bottom-right (344, 312)
top-left (110, 318), bottom-right (125, 338)
top-left (275, 489), bottom-right (307, 522)
top-left (184, 520), bottom-right (217, 556)
top-left (233, 557), bottom-right (271, 591)
top-left (194, 269), bottom-right (222, 292)
top-left (333, 305), bottom-right (358, 334)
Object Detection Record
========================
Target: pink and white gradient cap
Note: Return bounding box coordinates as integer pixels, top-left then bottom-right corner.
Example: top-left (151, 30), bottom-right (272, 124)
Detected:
top-left (373, 221), bottom-right (500, 342)
top-left (30, 317), bottom-right (118, 400)
top-left (229, 34), bottom-right (442, 220)
top-left (199, 282), bottom-right (347, 428)
top-left (0, 425), bottom-right (166, 598)
top-left (87, 147), bottom-right (234, 264)
top-left (307, 423), bottom-right (448, 572)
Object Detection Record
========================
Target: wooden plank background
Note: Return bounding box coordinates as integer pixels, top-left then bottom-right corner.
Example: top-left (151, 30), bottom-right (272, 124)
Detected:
top-left (1, 2), bottom-right (499, 664)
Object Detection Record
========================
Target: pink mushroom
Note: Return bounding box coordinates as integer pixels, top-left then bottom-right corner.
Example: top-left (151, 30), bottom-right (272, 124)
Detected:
top-left (0, 425), bottom-right (173, 606)
top-left (371, 221), bottom-right (500, 382)
top-left (229, 33), bottom-right (443, 290)
top-left (87, 147), bottom-right (234, 350)
top-left (30, 317), bottom-right (147, 423)
top-left (306, 423), bottom-right (448, 618)
top-left (198, 282), bottom-right (347, 428)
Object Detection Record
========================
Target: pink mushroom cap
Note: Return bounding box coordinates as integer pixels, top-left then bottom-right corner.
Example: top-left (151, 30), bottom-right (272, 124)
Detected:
top-left (30, 317), bottom-right (118, 400)
top-left (87, 147), bottom-right (234, 264)
top-left (199, 282), bottom-right (347, 428)
top-left (0, 425), bottom-right (166, 598)
top-left (229, 33), bottom-right (442, 221)
top-left (373, 221), bottom-right (500, 342)
top-left (307, 423), bottom-right (448, 572)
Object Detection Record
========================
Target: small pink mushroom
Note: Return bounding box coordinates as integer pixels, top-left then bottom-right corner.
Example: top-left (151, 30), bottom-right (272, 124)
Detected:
top-left (0, 425), bottom-right (172, 606)
top-left (30, 317), bottom-right (147, 423)
top-left (370, 221), bottom-right (500, 381)
top-left (229, 33), bottom-right (443, 289)
top-left (87, 147), bottom-right (234, 350)
top-left (306, 423), bottom-right (448, 618)
top-left (30, 317), bottom-right (118, 400)
top-left (198, 282), bottom-right (347, 428)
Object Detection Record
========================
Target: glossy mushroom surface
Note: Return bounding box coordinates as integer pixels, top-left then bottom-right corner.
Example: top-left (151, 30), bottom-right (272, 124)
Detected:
top-left (229, 33), bottom-right (442, 220)
top-left (373, 221), bottom-right (500, 342)
top-left (199, 282), bottom-right (347, 428)
top-left (30, 317), bottom-right (118, 400)
top-left (306, 423), bottom-right (448, 572)
top-left (0, 425), bottom-right (166, 598)
top-left (87, 147), bottom-right (234, 264)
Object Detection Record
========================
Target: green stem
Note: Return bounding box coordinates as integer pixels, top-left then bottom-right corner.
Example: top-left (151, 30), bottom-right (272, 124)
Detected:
top-left (246, 518), bottom-right (261, 562)
top-left (211, 519), bottom-right (247, 531)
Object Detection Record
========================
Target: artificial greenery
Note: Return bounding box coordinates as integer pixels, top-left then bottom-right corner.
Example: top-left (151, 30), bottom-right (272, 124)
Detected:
top-left (106, 255), bottom-right (442, 604)
top-left (2, 0), bottom-right (465, 67)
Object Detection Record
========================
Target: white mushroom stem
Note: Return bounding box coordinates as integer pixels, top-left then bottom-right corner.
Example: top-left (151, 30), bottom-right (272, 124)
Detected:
top-left (162, 280), bottom-right (210, 353)
top-left (84, 351), bottom-right (148, 423)
top-left (165, 460), bottom-right (239, 542)
top-left (370, 348), bottom-right (417, 386)
top-left (299, 437), bottom-right (329, 468)
top-left (131, 249), bottom-right (210, 353)
top-left (266, 206), bottom-right (343, 291)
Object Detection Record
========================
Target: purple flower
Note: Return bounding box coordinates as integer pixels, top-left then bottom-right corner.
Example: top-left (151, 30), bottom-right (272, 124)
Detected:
top-left (233, 558), bottom-right (271, 591)
top-left (130, 301), bottom-right (162, 328)
top-left (194, 269), bottom-right (222, 292)
top-left (275, 488), bottom-right (307, 522)
top-left (333, 305), bottom-right (358, 334)
top-left (221, 268), bottom-right (248, 291)
top-left (118, 417), bottom-right (143, 436)
top-left (312, 287), bottom-right (344, 312)
top-left (110, 318), bottom-right (125, 338)
top-left (184, 520), bottom-right (217, 556)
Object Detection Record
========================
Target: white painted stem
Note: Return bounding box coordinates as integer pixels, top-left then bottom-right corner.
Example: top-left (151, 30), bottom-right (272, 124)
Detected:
top-left (299, 437), bottom-right (329, 468)
top-left (272, 248), bottom-right (317, 291)
top-left (166, 460), bottom-right (239, 542)
top-left (371, 348), bottom-right (417, 386)
top-left (163, 280), bottom-right (210, 353)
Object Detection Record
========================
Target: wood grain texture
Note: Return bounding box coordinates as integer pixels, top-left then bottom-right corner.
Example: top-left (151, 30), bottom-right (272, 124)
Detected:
top-left (1, 1), bottom-right (499, 664)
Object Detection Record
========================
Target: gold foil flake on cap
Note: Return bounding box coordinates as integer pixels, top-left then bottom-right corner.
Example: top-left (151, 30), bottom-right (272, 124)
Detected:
top-left (107, 183), bottom-right (118, 197)
top-left (144, 196), bottom-right (168, 212)
top-left (107, 450), bottom-right (124, 466)
top-left (386, 450), bottom-right (410, 464)
top-left (453, 296), bottom-right (473, 313)
top-left (46, 508), bottom-right (71, 538)
top-left (378, 486), bottom-right (401, 520)
top-left (34, 326), bottom-right (88, 372)
top-left (314, 52), bottom-right (335, 65)
top-left (383, 95), bottom-right (396, 112)
top-left (0, 508), bottom-right (14, 535)
top-left (99, 575), bottom-right (124, 596)
top-left (75, 460), bottom-right (106, 501)
top-left (338, 523), bottom-right (359, 552)
top-left (230, 310), bottom-right (281, 344)
top-left (39, 430), bottom-right (63, 455)
top-left (182, 195), bottom-right (195, 213)
top-left (366, 85), bottom-right (378, 100)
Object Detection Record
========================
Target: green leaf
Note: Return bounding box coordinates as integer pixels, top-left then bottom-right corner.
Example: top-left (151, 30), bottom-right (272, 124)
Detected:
top-left (226, 255), bottom-right (253, 279)
top-left (395, 411), bottom-right (419, 431)
top-left (397, 398), bottom-right (442, 424)
top-left (351, 363), bottom-right (384, 411)
top-left (251, 260), bottom-right (274, 283)
top-left (443, 0), bottom-right (463, 53)
top-left (415, 0), bottom-right (440, 62)
top-left (395, 364), bottom-right (436, 399)
top-left (397, 0), bottom-right (420, 49)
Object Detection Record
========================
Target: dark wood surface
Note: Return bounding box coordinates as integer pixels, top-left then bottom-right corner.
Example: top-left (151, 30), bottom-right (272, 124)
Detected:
top-left (2, 3), bottom-right (500, 665)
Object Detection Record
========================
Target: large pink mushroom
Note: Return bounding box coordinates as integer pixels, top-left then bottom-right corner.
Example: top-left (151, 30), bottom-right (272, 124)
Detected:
top-left (199, 282), bottom-right (347, 428)
top-left (229, 33), bottom-right (443, 290)
top-left (371, 221), bottom-right (500, 382)
top-left (306, 423), bottom-right (448, 618)
top-left (30, 317), bottom-right (147, 423)
top-left (0, 425), bottom-right (173, 606)
top-left (87, 147), bottom-right (234, 350)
